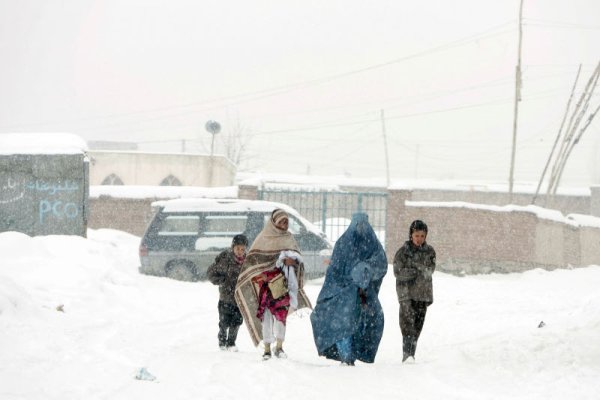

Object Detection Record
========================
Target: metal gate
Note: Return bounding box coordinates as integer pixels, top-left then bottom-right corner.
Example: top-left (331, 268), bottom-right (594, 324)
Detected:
top-left (257, 189), bottom-right (388, 244)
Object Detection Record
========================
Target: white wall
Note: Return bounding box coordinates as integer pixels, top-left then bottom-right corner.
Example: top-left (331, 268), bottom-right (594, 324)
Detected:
top-left (88, 151), bottom-right (236, 187)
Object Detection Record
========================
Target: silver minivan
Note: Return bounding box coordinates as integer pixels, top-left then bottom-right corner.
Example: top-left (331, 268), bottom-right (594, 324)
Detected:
top-left (139, 198), bottom-right (332, 281)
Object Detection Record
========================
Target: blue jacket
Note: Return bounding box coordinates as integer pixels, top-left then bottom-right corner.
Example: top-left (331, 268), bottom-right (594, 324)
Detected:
top-left (310, 213), bottom-right (388, 363)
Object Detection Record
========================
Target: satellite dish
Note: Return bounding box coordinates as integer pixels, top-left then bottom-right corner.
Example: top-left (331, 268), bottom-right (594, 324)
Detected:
top-left (205, 120), bottom-right (221, 135)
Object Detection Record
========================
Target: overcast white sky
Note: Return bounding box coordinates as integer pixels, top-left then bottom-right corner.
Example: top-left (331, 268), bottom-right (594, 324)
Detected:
top-left (1, 0), bottom-right (599, 187)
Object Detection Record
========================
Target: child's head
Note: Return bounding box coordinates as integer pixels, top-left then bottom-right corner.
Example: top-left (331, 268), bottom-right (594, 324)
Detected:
top-left (409, 220), bottom-right (428, 247)
top-left (232, 234), bottom-right (248, 257)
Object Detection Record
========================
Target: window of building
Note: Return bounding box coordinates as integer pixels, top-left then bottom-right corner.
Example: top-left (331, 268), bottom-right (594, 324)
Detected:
top-left (101, 173), bottom-right (124, 185)
top-left (160, 175), bottom-right (182, 186)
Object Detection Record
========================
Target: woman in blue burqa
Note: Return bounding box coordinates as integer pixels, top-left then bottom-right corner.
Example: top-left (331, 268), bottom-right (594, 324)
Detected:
top-left (310, 212), bottom-right (388, 365)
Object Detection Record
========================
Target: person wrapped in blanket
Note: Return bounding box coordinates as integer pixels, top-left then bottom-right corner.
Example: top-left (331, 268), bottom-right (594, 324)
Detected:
top-left (234, 208), bottom-right (312, 361)
top-left (255, 249), bottom-right (301, 359)
top-left (310, 212), bottom-right (388, 366)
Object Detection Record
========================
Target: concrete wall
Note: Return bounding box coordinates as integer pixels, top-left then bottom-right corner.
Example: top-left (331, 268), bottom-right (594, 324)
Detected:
top-left (579, 226), bottom-right (600, 266)
top-left (88, 151), bottom-right (236, 187)
top-left (408, 188), bottom-right (591, 216)
top-left (386, 189), bottom-right (600, 274)
top-left (88, 186), bottom-right (239, 237)
top-left (591, 186), bottom-right (600, 217)
top-left (0, 154), bottom-right (88, 236)
top-left (88, 196), bottom-right (156, 237)
top-left (88, 184), bottom-right (600, 273)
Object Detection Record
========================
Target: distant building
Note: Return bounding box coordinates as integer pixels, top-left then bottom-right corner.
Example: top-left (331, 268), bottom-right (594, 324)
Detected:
top-left (88, 150), bottom-right (236, 187)
top-left (87, 140), bottom-right (138, 151)
top-left (0, 133), bottom-right (88, 236)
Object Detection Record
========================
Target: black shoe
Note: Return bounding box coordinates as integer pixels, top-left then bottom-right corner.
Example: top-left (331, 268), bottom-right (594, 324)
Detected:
top-left (262, 351), bottom-right (272, 360)
top-left (340, 360), bottom-right (355, 366)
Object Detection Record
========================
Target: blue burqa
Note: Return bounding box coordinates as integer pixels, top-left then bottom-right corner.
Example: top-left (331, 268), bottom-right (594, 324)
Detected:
top-left (310, 213), bottom-right (388, 363)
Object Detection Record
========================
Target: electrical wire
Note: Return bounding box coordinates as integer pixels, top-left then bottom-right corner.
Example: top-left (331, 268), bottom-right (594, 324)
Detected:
top-left (0, 21), bottom-right (515, 130)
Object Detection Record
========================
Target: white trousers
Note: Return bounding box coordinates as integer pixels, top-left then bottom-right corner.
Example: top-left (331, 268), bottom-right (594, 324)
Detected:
top-left (262, 309), bottom-right (286, 344)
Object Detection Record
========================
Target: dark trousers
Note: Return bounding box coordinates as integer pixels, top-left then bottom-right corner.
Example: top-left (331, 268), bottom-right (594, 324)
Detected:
top-left (399, 300), bottom-right (428, 357)
top-left (218, 300), bottom-right (243, 346)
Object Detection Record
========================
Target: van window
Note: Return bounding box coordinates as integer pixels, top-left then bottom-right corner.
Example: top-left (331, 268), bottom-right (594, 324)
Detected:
top-left (288, 216), bottom-right (303, 235)
top-left (195, 215), bottom-right (247, 252)
top-left (158, 215), bottom-right (200, 236)
top-left (203, 215), bottom-right (247, 236)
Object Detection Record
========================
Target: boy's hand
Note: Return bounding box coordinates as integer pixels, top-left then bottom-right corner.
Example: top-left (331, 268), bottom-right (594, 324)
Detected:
top-left (397, 267), bottom-right (418, 282)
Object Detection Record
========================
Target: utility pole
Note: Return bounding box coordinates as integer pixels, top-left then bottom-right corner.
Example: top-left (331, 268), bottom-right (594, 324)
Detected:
top-left (508, 0), bottom-right (524, 202)
top-left (547, 62), bottom-right (600, 195)
top-left (380, 109), bottom-right (391, 187)
top-left (532, 65), bottom-right (581, 205)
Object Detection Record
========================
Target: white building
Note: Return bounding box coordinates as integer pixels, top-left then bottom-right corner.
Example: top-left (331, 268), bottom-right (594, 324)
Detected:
top-left (88, 150), bottom-right (236, 187)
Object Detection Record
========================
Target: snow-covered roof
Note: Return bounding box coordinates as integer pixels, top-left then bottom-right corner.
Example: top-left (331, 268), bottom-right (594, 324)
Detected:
top-left (236, 172), bottom-right (387, 190)
top-left (155, 198), bottom-right (303, 215)
top-left (237, 173), bottom-right (593, 196)
top-left (0, 133), bottom-right (88, 155)
top-left (90, 185), bottom-right (238, 199)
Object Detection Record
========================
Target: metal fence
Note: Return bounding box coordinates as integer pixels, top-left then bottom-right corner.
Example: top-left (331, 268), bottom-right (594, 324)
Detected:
top-left (257, 188), bottom-right (388, 244)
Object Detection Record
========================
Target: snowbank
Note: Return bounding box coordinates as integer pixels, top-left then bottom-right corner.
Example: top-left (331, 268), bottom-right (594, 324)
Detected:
top-left (1, 230), bottom-right (599, 399)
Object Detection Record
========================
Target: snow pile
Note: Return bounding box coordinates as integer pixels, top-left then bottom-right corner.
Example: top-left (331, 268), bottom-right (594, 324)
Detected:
top-left (0, 133), bottom-right (88, 154)
top-left (0, 230), bottom-right (599, 399)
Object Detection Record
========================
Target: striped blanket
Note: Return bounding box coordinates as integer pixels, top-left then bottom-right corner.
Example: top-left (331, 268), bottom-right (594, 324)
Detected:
top-left (234, 218), bottom-right (312, 346)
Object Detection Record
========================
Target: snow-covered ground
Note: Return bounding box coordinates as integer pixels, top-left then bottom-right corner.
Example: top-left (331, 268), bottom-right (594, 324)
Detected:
top-left (1, 229), bottom-right (599, 400)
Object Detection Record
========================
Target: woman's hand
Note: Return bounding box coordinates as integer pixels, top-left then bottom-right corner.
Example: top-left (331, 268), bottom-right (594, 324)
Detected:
top-left (283, 257), bottom-right (298, 266)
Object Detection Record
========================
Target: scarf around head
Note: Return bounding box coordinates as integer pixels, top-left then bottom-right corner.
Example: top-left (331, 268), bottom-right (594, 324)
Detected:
top-left (271, 209), bottom-right (289, 227)
top-left (247, 216), bottom-right (300, 257)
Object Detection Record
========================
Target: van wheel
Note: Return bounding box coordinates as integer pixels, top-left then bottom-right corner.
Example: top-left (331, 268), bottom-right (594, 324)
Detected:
top-left (166, 263), bottom-right (196, 282)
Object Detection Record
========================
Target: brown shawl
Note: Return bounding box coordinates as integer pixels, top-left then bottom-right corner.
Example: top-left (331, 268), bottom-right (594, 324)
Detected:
top-left (234, 216), bottom-right (313, 346)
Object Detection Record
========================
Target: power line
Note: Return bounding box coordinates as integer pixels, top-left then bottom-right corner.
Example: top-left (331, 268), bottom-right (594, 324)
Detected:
top-left (107, 83), bottom-right (566, 147)
top-left (244, 96), bottom-right (514, 138)
top-left (0, 21), bottom-right (515, 130)
top-left (69, 73), bottom-right (570, 139)
top-left (523, 18), bottom-right (600, 30)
